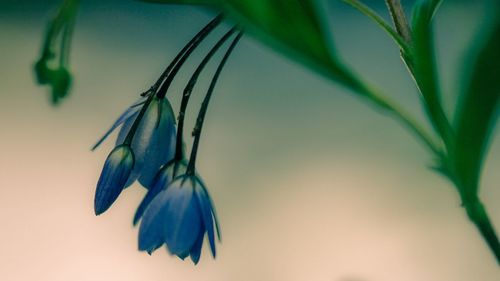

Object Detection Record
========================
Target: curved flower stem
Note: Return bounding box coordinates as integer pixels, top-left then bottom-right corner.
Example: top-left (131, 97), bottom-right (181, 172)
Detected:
top-left (186, 32), bottom-right (244, 175)
top-left (122, 15), bottom-right (224, 146)
top-left (174, 27), bottom-right (238, 161)
top-left (148, 14), bottom-right (223, 95)
top-left (155, 15), bottom-right (223, 99)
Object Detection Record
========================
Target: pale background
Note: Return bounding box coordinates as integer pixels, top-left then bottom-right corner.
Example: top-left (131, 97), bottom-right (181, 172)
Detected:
top-left (0, 1), bottom-right (499, 281)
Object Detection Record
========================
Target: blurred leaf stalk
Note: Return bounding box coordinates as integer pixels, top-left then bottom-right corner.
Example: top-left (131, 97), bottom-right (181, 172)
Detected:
top-left (34, 0), bottom-right (499, 264)
top-left (34, 0), bottom-right (80, 104)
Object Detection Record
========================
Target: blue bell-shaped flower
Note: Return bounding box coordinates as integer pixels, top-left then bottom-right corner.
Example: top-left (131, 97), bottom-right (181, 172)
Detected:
top-left (138, 174), bottom-right (219, 264)
top-left (133, 160), bottom-right (188, 226)
top-left (116, 96), bottom-right (176, 188)
top-left (94, 145), bottom-right (135, 215)
top-left (93, 95), bottom-right (176, 189)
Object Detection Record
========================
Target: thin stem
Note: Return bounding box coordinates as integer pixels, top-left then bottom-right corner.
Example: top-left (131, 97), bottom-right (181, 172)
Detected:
top-left (156, 15), bottom-right (224, 99)
top-left (122, 15), bottom-right (223, 146)
top-left (59, 8), bottom-right (77, 67)
top-left (342, 0), bottom-right (409, 53)
top-left (464, 198), bottom-right (500, 264)
top-left (174, 27), bottom-right (238, 161)
top-left (383, 0), bottom-right (454, 153)
top-left (123, 96), bottom-right (154, 145)
top-left (42, 0), bottom-right (80, 59)
top-left (186, 32), bottom-right (243, 175)
top-left (148, 14), bottom-right (223, 95)
top-left (384, 0), bottom-right (412, 43)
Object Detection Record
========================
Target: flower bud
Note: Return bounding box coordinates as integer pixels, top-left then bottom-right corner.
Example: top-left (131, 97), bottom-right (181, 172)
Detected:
top-left (94, 145), bottom-right (135, 215)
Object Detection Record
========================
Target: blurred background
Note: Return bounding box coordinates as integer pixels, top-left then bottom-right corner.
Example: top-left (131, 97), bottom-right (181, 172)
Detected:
top-left (0, 0), bottom-right (498, 280)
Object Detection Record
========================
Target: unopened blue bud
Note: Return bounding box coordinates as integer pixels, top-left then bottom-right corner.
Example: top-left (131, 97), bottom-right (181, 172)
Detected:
top-left (94, 145), bottom-right (135, 215)
top-left (116, 97), bottom-right (176, 188)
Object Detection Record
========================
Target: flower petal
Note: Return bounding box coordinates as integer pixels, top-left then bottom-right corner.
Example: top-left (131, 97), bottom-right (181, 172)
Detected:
top-left (196, 177), bottom-right (221, 242)
top-left (163, 179), bottom-right (201, 257)
top-left (189, 229), bottom-right (205, 265)
top-left (138, 188), bottom-right (170, 254)
top-left (116, 98), bottom-right (160, 187)
top-left (116, 97), bottom-right (177, 189)
top-left (137, 99), bottom-right (177, 187)
top-left (133, 175), bottom-right (165, 227)
top-left (94, 145), bottom-right (134, 215)
top-left (133, 161), bottom-right (187, 226)
top-left (194, 182), bottom-right (216, 257)
top-left (92, 97), bottom-right (146, 151)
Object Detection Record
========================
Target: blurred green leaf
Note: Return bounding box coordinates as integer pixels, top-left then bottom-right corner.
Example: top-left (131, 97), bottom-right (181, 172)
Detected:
top-left (142, 0), bottom-right (331, 61)
top-left (410, 0), bottom-right (453, 143)
top-left (139, 0), bottom-right (442, 154)
top-left (140, 0), bottom-right (370, 93)
top-left (453, 3), bottom-right (500, 197)
top-left (139, 0), bottom-right (213, 4)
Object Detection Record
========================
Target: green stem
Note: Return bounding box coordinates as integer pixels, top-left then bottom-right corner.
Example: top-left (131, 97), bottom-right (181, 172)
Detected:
top-left (59, 8), bottom-right (77, 68)
top-left (384, 0), bottom-right (412, 43)
top-left (410, 0), bottom-right (454, 151)
top-left (463, 198), bottom-right (500, 264)
top-left (342, 0), bottom-right (409, 54)
top-left (42, 0), bottom-right (80, 60)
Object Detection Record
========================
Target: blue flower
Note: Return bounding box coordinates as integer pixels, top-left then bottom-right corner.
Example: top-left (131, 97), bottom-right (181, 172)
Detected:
top-left (93, 95), bottom-right (176, 189)
top-left (133, 160), bottom-right (187, 226)
top-left (138, 174), bottom-right (220, 264)
top-left (94, 145), bottom-right (135, 215)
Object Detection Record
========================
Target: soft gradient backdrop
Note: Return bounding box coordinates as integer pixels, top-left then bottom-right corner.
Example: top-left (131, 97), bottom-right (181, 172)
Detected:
top-left (0, 1), bottom-right (499, 280)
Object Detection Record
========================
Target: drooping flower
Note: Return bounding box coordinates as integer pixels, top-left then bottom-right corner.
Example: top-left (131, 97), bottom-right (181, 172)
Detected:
top-left (94, 145), bottom-right (134, 215)
top-left (93, 95), bottom-right (177, 189)
top-left (116, 96), bottom-right (177, 188)
top-left (133, 160), bottom-right (188, 226)
top-left (138, 174), bottom-right (220, 264)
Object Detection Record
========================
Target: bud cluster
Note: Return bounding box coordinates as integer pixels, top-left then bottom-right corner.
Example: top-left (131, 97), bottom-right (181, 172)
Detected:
top-left (92, 15), bottom-right (242, 264)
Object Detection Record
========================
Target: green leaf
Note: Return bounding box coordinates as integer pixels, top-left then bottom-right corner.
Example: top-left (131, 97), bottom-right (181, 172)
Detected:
top-left (140, 0), bottom-right (443, 154)
top-left (138, 0), bottom-right (213, 4)
top-left (139, 0), bottom-right (368, 93)
top-left (453, 2), bottom-right (500, 198)
top-left (410, 0), bottom-right (453, 144)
